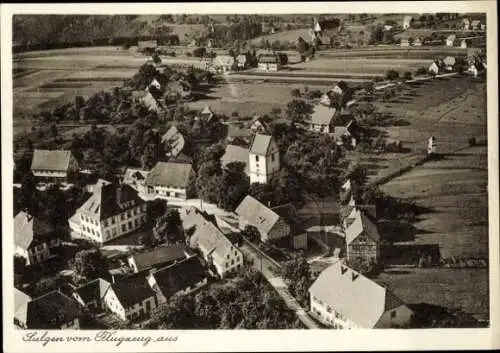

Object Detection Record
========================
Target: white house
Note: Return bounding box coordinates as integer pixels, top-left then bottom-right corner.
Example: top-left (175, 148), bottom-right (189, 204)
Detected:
top-left (248, 133), bottom-right (280, 184)
top-left (309, 105), bottom-right (336, 133)
top-left (428, 135), bottom-right (437, 155)
top-left (400, 39), bottom-right (410, 47)
top-left (145, 162), bottom-right (193, 200)
top-left (446, 34), bottom-right (456, 47)
top-left (413, 37), bottom-right (422, 46)
top-left (428, 61), bottom-right (440, 75)
top-left (462, 18), bottom-right (470, 30)
top-left (402, 16), bottom-right (413, 29)
top-left (213, 55), bottom-right (235, 73)
top-left (14, 211), bottom-right (61, 266)
top-left (68, 183), bottom-right (147, 245)
top-left (470, 20), bottom-right (481, 31)
top-left (460, 39), bottom-right (468, 49)
top-left (30, 149), bottom-right (79, 183)
top-left (309, 262), bottom-right (413, 328)
top-left (235, 195), bottom-right (291, 243)
top-left (103, 273), bottom-right (159, 322)
top-left (257, 53), bottom-right (282, 72)
top-left (146, 256), bottom-right (208, 304)
top-left (183, 207), bottom-right (244, 278)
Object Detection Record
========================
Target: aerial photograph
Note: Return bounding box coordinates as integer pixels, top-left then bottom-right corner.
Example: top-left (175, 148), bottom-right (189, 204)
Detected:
top-left (11, 12), bottom-right (488, 330)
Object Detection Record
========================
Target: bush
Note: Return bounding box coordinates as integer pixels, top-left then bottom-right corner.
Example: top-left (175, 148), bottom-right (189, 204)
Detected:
top-left (403, 71), bottom-right (413, 80)
top-left (385, 69), bottom-right (400, 81)
top-left (468, 137), bottom-right (477, 146)
top-left (416, 67), bottom-right (428, 76)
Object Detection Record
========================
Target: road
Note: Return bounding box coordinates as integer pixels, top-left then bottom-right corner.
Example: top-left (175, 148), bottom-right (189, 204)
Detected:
top-left (240, 242), bottom-right (320, 329)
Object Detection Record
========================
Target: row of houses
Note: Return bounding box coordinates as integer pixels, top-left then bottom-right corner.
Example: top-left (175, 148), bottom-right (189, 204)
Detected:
top-left (208, 51), bottom-right (284, 73)
top-left (401, 15), bottom-right (485, 32)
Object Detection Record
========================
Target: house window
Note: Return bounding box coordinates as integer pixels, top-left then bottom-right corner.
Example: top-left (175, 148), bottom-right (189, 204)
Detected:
top-left (271, 154), bottom-right (275, 162)
top-left (231, 259), bottom-right (234, 265)
top-left (120, 214), bottom-right (125, 221)
top-left (225, 263), bottom-right (229, 268)
top-left (122, 224), bottom-right (126, 232)
top-left (255, 155), bottom-right (259, 162)
top-left (111, 218), bottom-right (116, 225)
top-left (391, 311), bottom-right (396, 318)
top-left (103, 219), bottom-right (108, 227)
top-left (127, 211), bottom-right (131, 218)
top-left (134, 219), bottom-right (139, 228)
top-left (128, 221), bottom-right (133, 230)
top-left (105, 231), bottom-right (110, 240)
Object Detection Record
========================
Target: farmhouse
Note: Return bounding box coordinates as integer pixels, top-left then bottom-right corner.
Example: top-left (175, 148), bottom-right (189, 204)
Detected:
top-left (187, 210), bottom-right (243, 278)
top-left (236, 53), bottom-right (250, 69)
top-left (428, 61), bottom-right (440, 75)
top-left (145, 161), bottom-right (193, 200)
top-left (258, 53), bottom-right (282, 72)
top-left (400, 39), bottom-right (410, 47)
top-left (412, 37), bottom-right (422, 46)
top-left (103, 272), bottom-right (158, 322)
top-left (213, 55), bottom-right (236, 73)
top-left (72, 278), bottom-right (111, 312)
top-left (225, 124), bottom-right (252, 145)
top-left (68, 183), bottom-right (147, 245)
top-left (344, 209), bottom-right (380, 264)
top-left (443, 56), bottom-right (456, 70)
top-left (161, 126), bottom-right (186, 159)
top-left (221, 144), bottom-right (250, 175)
top-left (165, 80), bottom-right (191, 101)
top-left (146, 256), bottom-right (208, 304)
top-left (444, 34), bottom-right (456, 47)
top-left (383, 25), bottom-right (393, 32)
top-left (428, 135), bottom-right (437, 154)
top-left (23, 290), bottom-right (82, 329)
top-left (462, 18), bottom-right (470, 30)
top-left (31, 149), bottom-right (79, 183)
top-left (14, 288), bottom-right (32, 328)
top-left (127, 244), bottom-right (188, 273)
top-left (138, 40), bottom-right (158, 53)
top-left (309, 262), bottom-right (413, 328)
top-left (122, 168), bottom-right (149, 194)
top-left (460, 39), bottom-right (469, 49)
top-left (14, 211), bottom-right (61, 266)
top-left (309, 105), bottom-right (336, 133)
top-left (235, 195), bottom-right (291, 243)
top-left (250, 115), bottom-right (273, 134)
top-left (470, 20), bottom-right (481, 31)
top-left (402, 16), bottom-right (413, 29)
top-left (248, 133), bottom-right (280, 184)
top-left (142, 89), bottom-right (166, 113)
top-left (333, 120), bottom-right (358, 148)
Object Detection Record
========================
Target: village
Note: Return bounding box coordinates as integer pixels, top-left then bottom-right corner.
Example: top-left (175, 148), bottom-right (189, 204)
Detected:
top-left (12, 13), bottom-right (488, 330)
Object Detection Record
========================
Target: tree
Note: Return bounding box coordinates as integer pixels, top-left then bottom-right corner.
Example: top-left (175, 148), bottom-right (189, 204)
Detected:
top-left (152, 52), bottom-right (162, 65)
top-left (70, 249), bottom-right (110, 285)
top-left (146, 199), bottom-right (167, 227)
top-left (403, 71), bottom-right (413, 80)
top-left (20, 172), bottom-right (38, 216)
top-left (164, 208), bottom-right (183, 243)
top-left (14, 255), bottom-right (27, 275)
top-left (241, 225), bottom-right (260, 243)
top-left (369, 24), bottom-right (384, 44)
top-left (218, 161), bottom-right (250, 211)
top-left (385, 69), bottom-right (400, 81)
top-left (281, 255), bottom-right (312, 307)
top-left (50, 123), bottom-right (58, 139)
top-left (286, 99), bottom-right (313, 124)
top-left (290, 88), bottom-right (301, 98)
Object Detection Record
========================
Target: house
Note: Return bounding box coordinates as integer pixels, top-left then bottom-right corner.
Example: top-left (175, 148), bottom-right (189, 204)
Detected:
top-left (236, 54), bottom-right (249, 69)
top-left (320, 91), bottom-right (333, 106)
top-left (400, 39), bottom-right (410, 47)
top-left (428, 61), bottom-right (440, 75)
top-left (221, 144), bottom-right (250, 175)
top-left (344, 209), bottom-right (380, 263)
top-left (470, 20), bottom-right (481, 30)
top-left (332, 81), bottom-right (350, 96)
top-left (443, 56), bottom-right (456, 70)
top-left (142, 89), bottom-right (165, 113)
top-left (271, 202), bottom-right (307, 248)
top-left (86, 178), bottom-right (111, 194)
top-left (197, 105), bottom-right (215, 122)
top-left (225, 124), bottom-right (252, 145)
top-left (333, 120), bottom-right (358, 148)
top-left (31, 149), bottom-right (79, 183)
top-left (480, 24), bottom-right (486, 31)
top-left (186, 209), bottom-right (244, 278)
top-left (146, 256), bottom-right (208, 304)
top-left (445, 34), bottom-right (456, 47)
top-left (122, 168), bottom-right (149, 194)
top-left (213, 55), bottom-right (235, 73)
top-left (14, 211), bottom-right (61, 266)
top-left (468, 63), bottom-right (479, 77)
top-left (383, 25), bottom-right (393, 32)
top-left (127, 244), bottom-right (188, 273)
top-left (313, 18), bottom-right (322, 35)
top-left (402, 16), bottom-right (413, 29)
top-left (72, 278), bottom-right (111, 312)
top-left (145, 162), bottom-right (193, 200)
top-left (248, 133), bottom-right (280, 184)
top-left (103, 273), bottom-right (158, 322)
top-left (165, 81), bottom-right (191, 101)
top-left (250, 115), bottom-right (273, 134)
top-left (309, 262), bottom-right (413, 328)
top-left (235, 195), bottom-right (290, 243)
top-left (462, 18), bottom-right (470, 30)
top-left (257, 53), bottom-right (281, 72)
top-left (137, 40), bottom-right (158, 53)
top-left (412, 37), bottom-right (422, 46)
top-left (14, 288), bottom-right (32, 328)
top-left (68, 183), bottom-right (147, 245)
top-left (428, 136), bottom-right (437, 154)
top-left (23, 290), bottom-right (82, 329)
top-left (161, 126), bottom-right (186, 159)
top-left (309, 105), bottom-right (336, 133)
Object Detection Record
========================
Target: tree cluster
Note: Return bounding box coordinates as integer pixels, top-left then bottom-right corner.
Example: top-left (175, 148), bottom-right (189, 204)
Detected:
top-left (281, 256), bottom-right (313, 307)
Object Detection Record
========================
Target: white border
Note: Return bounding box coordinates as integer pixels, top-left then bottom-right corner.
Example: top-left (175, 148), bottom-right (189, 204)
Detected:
top-left (2, 2), bottom-right (498, 352)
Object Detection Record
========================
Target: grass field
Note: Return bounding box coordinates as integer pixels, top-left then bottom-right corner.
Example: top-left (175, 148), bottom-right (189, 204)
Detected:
top-left (377, 268), bottom-right (489, 320)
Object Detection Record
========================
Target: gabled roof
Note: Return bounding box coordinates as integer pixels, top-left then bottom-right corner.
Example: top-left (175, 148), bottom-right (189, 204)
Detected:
top-left (199, 105), bottom-right (215, 121)
top-left (310, 105), bottom-right (336, 125)
top-left (235, 195), bottom-right (281, 235)
top-left (123, 168), bottom-right (149, 185)
top-left (109, 272), bottom-right (157, 309)
top-left (14, 288), bottom-right (31, 325)
top-left (226, 124), bottom-right (252, 140)
top-left (75, 278), bottom-right (111, 305)
top-left (161, 126), bottom-right (186, 158)
top-left (251, 115), bottom-right (273, 131)
top-left (129, 244), bottom-right (187, 272)
top-left (309, 262), bottom-right (408, 328)
top-left (345, 210), bottom-right (380, 245)
top-left (221, 145), bottom-right (249, 174)
top-left (14, 211), bottom-right (55, 249)
top-left (26, 290), bottom-right (82, 329)
top-left (142, 91), bottom-right (165, 112)
top-left (189, 218), bottom-right (237, 264)
top-left (145, 162), bottom-right (193, 189)
top-left (249, 133), bottom-right (275, 155)
top-left (31, 149), bottom-right (73, 172)
top-left (403, 16), bottom-right (413, 23)
top-left (150, 256), bottom-right (207, 299)
top-left (77, 183), bottom-right (144, 221)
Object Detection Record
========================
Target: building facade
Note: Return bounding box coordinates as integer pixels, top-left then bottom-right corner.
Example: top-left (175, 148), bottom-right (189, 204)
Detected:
top-left (31, 149), bottom-right (79, 183)
top-left (145, 162), bottom-right (193, 200)
top-left (248, 134), bottom-right (280, 184)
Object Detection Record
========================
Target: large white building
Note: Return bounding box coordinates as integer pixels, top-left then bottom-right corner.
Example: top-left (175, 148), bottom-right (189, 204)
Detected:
top-left (68, 183), bottom-right (147, 245)
top-left (248, 134), bottom-right (280, 184)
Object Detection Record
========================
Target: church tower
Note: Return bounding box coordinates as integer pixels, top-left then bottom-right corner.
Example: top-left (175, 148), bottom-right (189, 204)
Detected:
top-left (248, 134), bottom-right (280, 184)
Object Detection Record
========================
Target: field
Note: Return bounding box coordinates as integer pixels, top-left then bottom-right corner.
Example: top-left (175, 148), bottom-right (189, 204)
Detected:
top-left (377, 268), bottom-right (489, 320)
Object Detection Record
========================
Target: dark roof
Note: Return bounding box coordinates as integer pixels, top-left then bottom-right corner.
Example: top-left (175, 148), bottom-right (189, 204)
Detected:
top-left (14, 211), bottom-right (55, 249)
top-left (78, 183), bottom-right (145, 220)
top-left (75, 278), bottom-right (111, 304)
top-left (110, 273), bottom-right (157, 309)
top-left (26, 291), bottom-right (82, 329)
top-left (130, 244), bottom-right (187, 272)
top-left (259, 54), bottom-right (280, 64)
top-left (235, 195), bottom-right (281, 235)
top-left (31, 149), bottom-right (73, 172)
top-left (161, 126), bottom-right (186, 158)
top-left (145, 162), bottom-right (193, 189)
top-left (151, 256), bottom-right (207, 299)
